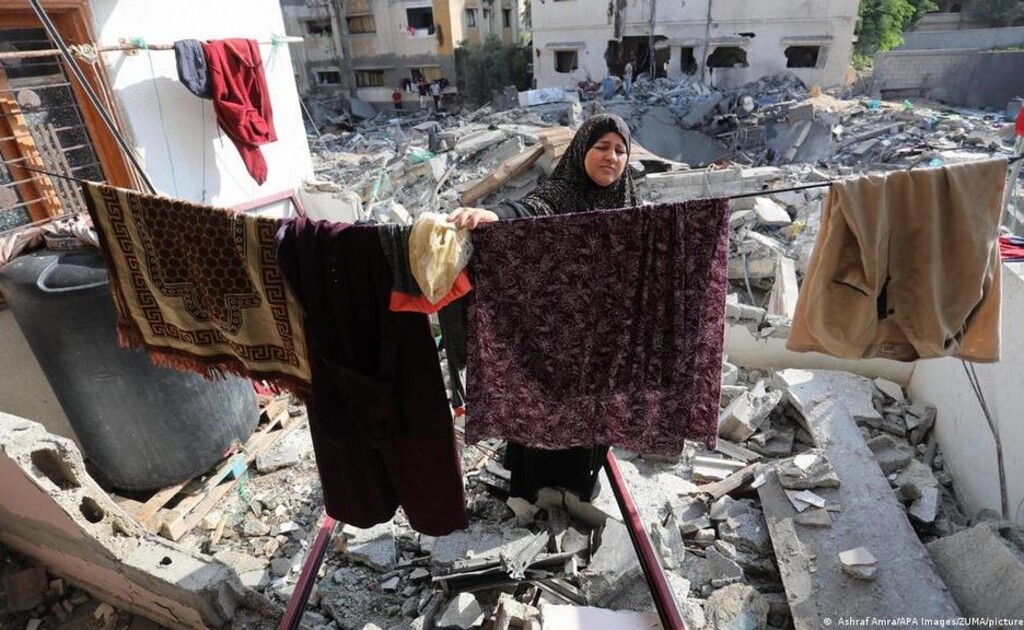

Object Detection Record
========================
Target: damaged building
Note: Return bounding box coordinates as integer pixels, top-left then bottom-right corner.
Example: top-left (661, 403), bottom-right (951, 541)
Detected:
top-left (280, 0), bottom-right (521, 108)
top-left (531, 0), bottom-right (859, 90)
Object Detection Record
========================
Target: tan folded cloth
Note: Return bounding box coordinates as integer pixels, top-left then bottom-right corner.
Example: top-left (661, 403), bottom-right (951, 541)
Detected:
top-left (787, 158), bottom-right (1007, 362)
top-left (409, 212), bottom-right (472, 304)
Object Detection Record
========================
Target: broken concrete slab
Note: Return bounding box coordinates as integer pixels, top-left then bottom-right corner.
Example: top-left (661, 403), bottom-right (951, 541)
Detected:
top-left (585, 519), bottom-right (641, 606)
top-left (839, 546), bottom-right (878, 581)
top-left (907, 404), bottom-right (937, 446)
top-left (866, 434), bottom-right (915, 475)
top-left (928, 524), bottom-right (1024, 620)
top-left (493, 593), bottom-right (539, 630)
top-left (677, 497), bottom-right (712, 534)
top-left (753, 197), bottom-right (792, 227)
top-left (908, 486), bottom-right (941, 527)
top-left (255, 427), bottom-right (309, 473)
top-left (718, 509), bottom-right (771, 556)
top-left (651, 514), bottom-right (687, 570)
top-left (454, 130), bottom-right (507, 158)
top-left (768, 256), bottom-right (799, 320)
top-left (342, 522), bottom-right (397, 572)
top-left (437, 592), bottom-right (484, 629)
top-left (703, 583), bottom-right (769, 630)
top-left (763, 370), bottom-right (960, 629)
top-left (0, 413), bottom-right (244, 629)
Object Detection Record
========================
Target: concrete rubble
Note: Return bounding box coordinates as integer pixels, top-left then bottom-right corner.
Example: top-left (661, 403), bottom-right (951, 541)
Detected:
top-left (3, 72), bottom-right (1021, 630)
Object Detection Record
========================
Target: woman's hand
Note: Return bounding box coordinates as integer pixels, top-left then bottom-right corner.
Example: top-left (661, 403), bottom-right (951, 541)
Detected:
top-left (447, 207), bottom-right (499, 230)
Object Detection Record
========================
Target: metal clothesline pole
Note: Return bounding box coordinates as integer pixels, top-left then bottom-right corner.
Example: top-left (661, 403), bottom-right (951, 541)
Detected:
top-left (0, 36), bottom-right (305, 61)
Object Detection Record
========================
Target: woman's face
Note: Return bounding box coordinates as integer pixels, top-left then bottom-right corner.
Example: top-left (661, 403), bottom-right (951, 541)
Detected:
top-left (583, 131), bottom-right (628, 187)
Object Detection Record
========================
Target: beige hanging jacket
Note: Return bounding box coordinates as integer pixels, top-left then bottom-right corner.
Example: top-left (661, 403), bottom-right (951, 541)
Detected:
top-left (787, 158), bottom-right (1007, 362)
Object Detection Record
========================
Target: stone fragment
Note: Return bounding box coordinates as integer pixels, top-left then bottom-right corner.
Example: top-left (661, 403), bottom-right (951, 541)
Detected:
top-left (709, 496), bottom-right (734, 521)
top-left (409, 567), bottom-right (430, 581)
top-left (778, 451), bottom-right (840, 490)
top-left (866, 434), bottom-right (915, 474)
top-left (238, 569), bottom-right (270, 589)
top-left (908, 486), bottom-right (940, 526)
top-left (256, 429), bottom-right (305, 472)
top-left (750, 423), bottom-right (795, 458)
top-left (585, 519), bottom-right (641, 605)
top-left (651, 515), bottom-right (687, 569)
top-left (753, 196), bottom-right (792, 227)
top-left (706, 547), bottom-right (744, 587)
top-left (927, 524), bottom-right (1024, 621)
top-left (880, 412), bottom-right (908, 438)
top-left (793, 508), bottom-right (832, 528)
top-left (437, 593), bottom-right (484, 629)
top-left (26, 620), bottom-right (42, 630)
top-left (704, 583), bottom-right (769, 630)
top-left (874, 378), bottom-right (906, 403)
top-left (840, 547), bottom-right (878, 581)
top-left (694, 528), bottom-right (717, 546)
top-left (907, 404), bottom-right (937, 445)
top-left (718, 384), bottom-right (782, 442)
top-left (270, 558), bottom-right (292, 577)
top-left (3, 567), bottom-right (47, 612)
top-left (493, 592), bottom-right (539, 630)
top-left (93, 602), bottom-right (116, 623)
top-left (53, 602), bottom-right (69, 623)
top-left (718, 510), bottom-right (771, 555)
top-left (242, 518), bottom-right (271, 537)
top-left (344, 522), bottom-right (398, 571)
top-left (381, 576), bottom-right (401, 592)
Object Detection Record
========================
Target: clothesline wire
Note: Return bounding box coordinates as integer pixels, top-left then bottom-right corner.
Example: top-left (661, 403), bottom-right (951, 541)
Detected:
top-left (9, 154), bottom-right (1023, 209)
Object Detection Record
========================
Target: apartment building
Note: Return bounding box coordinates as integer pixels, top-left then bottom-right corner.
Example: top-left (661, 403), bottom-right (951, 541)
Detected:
top-left (281, 0), bottom-right (520, 106)
top-left (531, 0), bottom-right (860, 90)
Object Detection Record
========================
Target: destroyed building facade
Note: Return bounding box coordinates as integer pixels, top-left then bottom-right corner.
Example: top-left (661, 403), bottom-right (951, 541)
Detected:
top-left (281, 0), bottom-right (521, 106)
top-left (531, 0), bottom-right (859, 90)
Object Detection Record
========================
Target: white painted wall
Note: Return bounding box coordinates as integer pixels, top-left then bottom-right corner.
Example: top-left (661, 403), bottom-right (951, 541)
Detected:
top-left (91, 0), bottom-right (314, 207)
top-left (531, 0), bottom-right (859, 89)
top-left (908, 263), bottom-right (1024, 524)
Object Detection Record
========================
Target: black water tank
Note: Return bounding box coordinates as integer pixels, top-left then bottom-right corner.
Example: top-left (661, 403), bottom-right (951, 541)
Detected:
top-left (0, 249), bottom-right (259, 491)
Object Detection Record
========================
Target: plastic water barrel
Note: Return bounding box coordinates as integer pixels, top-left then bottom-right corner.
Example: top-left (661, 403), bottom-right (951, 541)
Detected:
top-left (0, 249), bottom-right (259, 491)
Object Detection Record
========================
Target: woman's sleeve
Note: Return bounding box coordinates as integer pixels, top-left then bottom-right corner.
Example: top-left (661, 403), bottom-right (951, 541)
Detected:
top-left (492, 195), bottom-right (553, 220)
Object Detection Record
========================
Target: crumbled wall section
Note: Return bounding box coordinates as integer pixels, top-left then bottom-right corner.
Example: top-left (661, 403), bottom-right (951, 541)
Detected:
top-left (0, 412), bottom-right (244, 630)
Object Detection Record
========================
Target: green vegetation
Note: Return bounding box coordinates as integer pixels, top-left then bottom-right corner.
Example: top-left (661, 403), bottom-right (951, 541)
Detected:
top-left (455, 36), bottom-right (533, 107)
top-left (855, 0), bottom-right (939, 56)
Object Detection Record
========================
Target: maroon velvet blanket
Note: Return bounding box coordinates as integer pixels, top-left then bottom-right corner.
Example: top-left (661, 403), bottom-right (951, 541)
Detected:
top-left (465, 199), bottom-right (730, 454)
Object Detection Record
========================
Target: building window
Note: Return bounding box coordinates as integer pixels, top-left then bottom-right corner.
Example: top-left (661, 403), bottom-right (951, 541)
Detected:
top-left (680, 47), bottom-right (697, 74)
top-left (502, 9), bottom-right (512, 28)
top-left (950, 3), bottom-right (962, 11)
top-left (406, 7), bottom-right (434, 31)
top-left (707, 46), bottom-right (748, 68)
top-left (785, 46), bottom-right (821, 68)
top-left (304, 19), bottom-right (332, 36)
top-left (315, 70), bottom-right (342, 85)
top-left (411, 67), bottom-right (443, 82)
top-left (483, 9), bottom-right (491, 27)
top-left (554, 50), bottom-right (579, 73)
top-left (0, 26), bottom-right (112, 230)
top-left (347, 15), bottom-right (376, 34)
top-left (354, 70), bottom-right (386, 88)
top-left (466, 8), bottom-right (477, 27)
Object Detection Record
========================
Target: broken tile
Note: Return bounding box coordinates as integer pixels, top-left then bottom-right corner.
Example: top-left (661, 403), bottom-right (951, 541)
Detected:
top-left (778, 451), bottom-right (840, 490)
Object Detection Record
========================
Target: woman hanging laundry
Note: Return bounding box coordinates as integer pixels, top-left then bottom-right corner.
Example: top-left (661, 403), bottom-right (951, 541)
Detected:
top-left (448, 114), bottom-right (640, 503)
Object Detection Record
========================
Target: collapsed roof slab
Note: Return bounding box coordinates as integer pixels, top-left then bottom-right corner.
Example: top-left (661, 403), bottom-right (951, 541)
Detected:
top-left (0, 411), bottom-right (244, 630)
top-left (759, 370), bottom-right (961, 629)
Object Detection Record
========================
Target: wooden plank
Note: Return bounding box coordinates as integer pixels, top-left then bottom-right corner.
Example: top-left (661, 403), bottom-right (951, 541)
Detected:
top-left (459, 143), bottom-right (545, 206)
top-left (160, 417), bottom-right (299, 541)
top-left (764, 370), bottom-right (960, 629)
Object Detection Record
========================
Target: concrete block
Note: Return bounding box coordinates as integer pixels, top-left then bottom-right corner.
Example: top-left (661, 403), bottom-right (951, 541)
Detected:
top-left (585, 519), bottom-right (641, 605)
top-left (874, 378), bottom-right (906, 403)
top-left (454, 130), bottom-right (507, 158)
top-left (927, 525), bottom-right (1024, 620)
top-left (0, 413), bottom-right (243, 630)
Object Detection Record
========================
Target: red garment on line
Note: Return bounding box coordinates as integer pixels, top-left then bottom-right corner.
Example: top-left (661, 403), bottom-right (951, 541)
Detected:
top-left (1000, 235), bottom-right (1024, 260)
top-left (389, 271), bottom-right (473, 314)
top-left (1017, 106), bottom-right (1024, 137)
top-left (203, 39), bottom-right (277, 184)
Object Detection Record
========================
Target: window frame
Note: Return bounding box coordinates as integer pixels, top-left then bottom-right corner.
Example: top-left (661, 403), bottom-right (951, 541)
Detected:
top-left (465, 8), bottom-right (478, 28)
top-left (346, 14), bottom-right (376, 35)
top-left (354, 69), bottom-right (386, 88)
top-left (554, 49), bottom-right (579, 73)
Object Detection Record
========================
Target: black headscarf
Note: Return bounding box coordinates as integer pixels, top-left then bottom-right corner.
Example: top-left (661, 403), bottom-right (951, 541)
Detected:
top-left (498, 114), bottom-right (638, 218)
